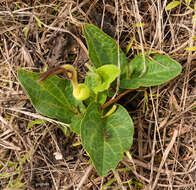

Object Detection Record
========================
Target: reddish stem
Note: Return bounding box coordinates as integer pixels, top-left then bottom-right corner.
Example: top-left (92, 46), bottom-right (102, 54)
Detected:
top-left (101, 88), bottom-right (143, 110)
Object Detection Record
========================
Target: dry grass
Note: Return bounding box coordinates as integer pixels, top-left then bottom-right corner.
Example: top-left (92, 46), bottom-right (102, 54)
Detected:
top-left (0, 0), bottom-right (196, 189)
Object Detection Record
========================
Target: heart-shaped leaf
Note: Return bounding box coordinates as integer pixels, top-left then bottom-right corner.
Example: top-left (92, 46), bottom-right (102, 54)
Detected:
top-left (120, 55), bottom-right (182, 89)
top-left (97, 91), bottom-right (107, 105)
top-left (85, 71), bottom-right (102, 93)
top-left (83, 24), bottom-right (128, 72)
top-left (86, 65), bottom-right (120, 94)
top-left (95, 65), bottom-right (120, 92)
top-left (18, 69), bottom-right (84, 124)
top-left (81, 102), bottom-right (134, 176)
top-left (70, 114), bottom-right (83, 135)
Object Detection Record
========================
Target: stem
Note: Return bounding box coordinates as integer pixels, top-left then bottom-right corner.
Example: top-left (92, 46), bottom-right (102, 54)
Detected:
top-left (101, 89), bottom-right (134, 110)
top-left (101, 87), bottom-right (144, 110)
top-left (61, 65), bottom-right (78, 89)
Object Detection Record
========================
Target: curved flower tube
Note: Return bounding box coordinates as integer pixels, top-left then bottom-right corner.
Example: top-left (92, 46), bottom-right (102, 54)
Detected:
top-left (38, 64), bottom-right (90, 101)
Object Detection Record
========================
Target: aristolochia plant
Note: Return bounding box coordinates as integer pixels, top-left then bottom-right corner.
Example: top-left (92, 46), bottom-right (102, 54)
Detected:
top-left (18, 24), bottom-right (182, 176)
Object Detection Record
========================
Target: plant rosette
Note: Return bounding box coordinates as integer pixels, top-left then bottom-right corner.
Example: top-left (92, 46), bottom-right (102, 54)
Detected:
top-left (18, 24), bottom-right (182, 176)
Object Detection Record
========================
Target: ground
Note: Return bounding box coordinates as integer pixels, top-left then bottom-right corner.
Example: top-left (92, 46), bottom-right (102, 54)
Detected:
top-left (0, 0), bottom-right (196, 190)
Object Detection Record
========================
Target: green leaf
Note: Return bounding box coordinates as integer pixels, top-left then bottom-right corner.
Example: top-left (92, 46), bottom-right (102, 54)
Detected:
top-left (83, 24), bottom-right (128, 72)
top-left (81, 102), bottom-right (134, 176)
top-left (166, 1), bottom-right (180, 11)
top-left (61, 125), bottom-right (68, 135)
top-left (125, 38), bottom-right (134, 54)
top-left (34, 16), bottom-right (42, 28)
top-left (120, 55), bottom-right (182, 89)
top-left (18, 69), bottom-right (84, 124)
top-left (85, 71), bottom-right (102, 93)
top-left (70, 114), bottom-right (83, 135)
top-left (86, 65), bottom-right (120, 94)
top-left (97, 91), bottom-right (107, 105)
top-left (185, 46), bottom-right (196, 51)
top-left (192, 14), bottom-right (196, 23)
top-left (95, 65), bottom-right (120, 92)
top-left (133, 23), bottom-right (145, 27)
top-left (23, 26), bottom-right (28, 37)
top-left (192, 36), bottom-right (196, 40)
top-left (184, 0), bottom-right (191, 6)
top-left (27, 119), bottom-right (45, 129)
